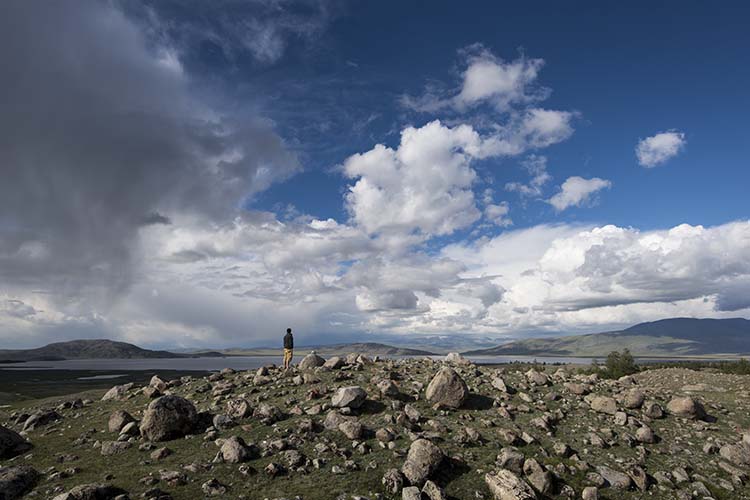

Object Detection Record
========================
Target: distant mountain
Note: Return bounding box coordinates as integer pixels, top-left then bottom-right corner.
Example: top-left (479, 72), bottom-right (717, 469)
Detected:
top-left (0, 339), bottom-right (225, 362)
top-left (464, 318), bottom-right (750, 357)
top-left (221, 342), bottom-right (435, 357)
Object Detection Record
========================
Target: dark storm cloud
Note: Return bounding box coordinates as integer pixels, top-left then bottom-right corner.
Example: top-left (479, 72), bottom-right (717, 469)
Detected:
top-left (0, 1), bottom-right (298, 298)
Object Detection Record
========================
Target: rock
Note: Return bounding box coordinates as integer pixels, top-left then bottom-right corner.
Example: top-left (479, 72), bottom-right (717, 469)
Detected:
top-left (402, 486), bottom-right (421, 500)
top-left (101, 383), bottom-right (134, 401)
top-left (422, 479), bottom-right (447, 500)
top-left (581, 486), bottom-right (598, 500)
top-left (149, 375), bottom-right (167, 392)
top-left (52, 483), bottom-right (127, 500)
top-left (218, 436), bottom-right (257, 463)
top-left (0, 425), bottom-right (32, 459)
top-left (150, 447), bottom-right (172, 460)
top-left (720, 443), bottom-right (750, 466)
top-left (667, 397), bottom-right (706, 419)
top-left (527, 470), bottom-right (553, 495)
top-left (225, 398), bottom-right (252, 419)
top-left (382, 468), bottom-right (404, 495)
top-left (525, 369), bottom-right (549, 386)
top-left (23, 409), bottom-right (62, 430)
top-left (107, 410), bottom-right (135, 433)
top-left (377, 379), bottom-right (400, 397)
top-left (139, 395), bottom-right (198, 441)
top-left (323, 410), bottom-right (351, 430)
top-left (323, 356), bottom-right (344, 369)
top-left (401, 438), bottom-right (444, 486)
top-left (642, 401), bottom-right (663, 418)
top-left (589, 396), bottom-right (617, 415)
top-left (564, 383), bottom-right (589, 395)
top-left (253, 403), bottom-right (283, 424)
top-left (143, 387), bottom-right (161, 399)
top-left (498, 448), bottom-right (525, 474)
top-left (491, 376), bottom-right (509, 393)
top-left (484, 469), bottom-right (537, 500)
top-left (635, 425), bottom-right (657, 444)
top-left (100, 441), bottom-right (131, 456)
top-left (119, 421), bottom-right (139, 437)
top-left (444, 352), bottom-right (470, 365)
top-left (331, 386), bottom-right (367, 409)
top-left (212, 414), bottom-right (235, 430)
top-left (0, 465), bottom-right (40, 500)
top-left (339, 420), bottom-right (364, 440)
top-left (201, 478), bottom-right (227, 496)
top-left (425, 367), bottom-right (468, 409)
top-left (621, 389), bottom-right (645, 409)
top-left (596, 466), bottom-right (632, 489)
top-left (298, 351), bottom-right (326, 370)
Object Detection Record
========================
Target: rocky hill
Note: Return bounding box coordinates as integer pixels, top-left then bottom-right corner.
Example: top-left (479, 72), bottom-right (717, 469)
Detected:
top-left (465, 317), bottom-right (750, 357)
top-left (0, 339), bottom-right (222, 362)
top-left (2, 352), bottom-right (750, 499)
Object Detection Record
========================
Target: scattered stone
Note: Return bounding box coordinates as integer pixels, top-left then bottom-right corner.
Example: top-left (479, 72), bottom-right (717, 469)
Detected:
top-left (425, 367), bottom-right (468, 409)
top-left (331, 386), bottom-right (367, 409)
top-left (139, 395), bottom-right (198, 441)
top-left (484, 469), bottom-right (537, 500)
top-left (401, 438), bottom-right (444, 486)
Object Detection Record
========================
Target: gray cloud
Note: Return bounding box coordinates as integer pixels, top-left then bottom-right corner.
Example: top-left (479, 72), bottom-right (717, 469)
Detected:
top-left (0, 1), bottom-right (298, 301)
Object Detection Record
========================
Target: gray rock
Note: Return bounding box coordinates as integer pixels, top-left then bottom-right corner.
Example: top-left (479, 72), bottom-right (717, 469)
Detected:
top-left (23, 409), bottom-right (62, 431)
top-left (422, 479), bottom-right (447, 500)
top-left (100, 440), bottom-right (131, 456)
top-left (101, 383), bottom-right (134, 401)
top-left (402, 486), bottom-right (421, 500)
top-left (218, 436), bottom-right (256, 463)
top-left (382, 468), bottom-right (404, 495)
top-left (720, 442), bottom-right (750, 466)
top-left (323, 356), bottom-right (344, 369)
top-left (621, 389), bottom-right (645, 409)
top-left (225, 398), bottom-right (252, 419)
top-left (0, 425), bottom-right (32, 459)
top-left (581, 486), bottom-right (598, 500)
top-left (107, 410), bottom-right (135, 433)
top-left (149, 375), bottom-right (167, 392)
top-left (484, 469), bottom-right (537, 499)
top-left (377, 379), bottom-right (400, 398)
top-left (139, 395), bottom-right (198, 441)
top-left (667, 397), bottom-right (706, 420)
top-left (331, 386), bottom-right (367, 409)
top-left (339, 420), bottom-right (364, 440)
top-left (0, 465), bottom-right (40, 500)
top-left (401, 438), bottom-right (444, 486)
top-left (444, 352), bottom-right (470, 365)
top-left (588, 396), bottom-right (617, 415)
top-left (298, 351), bottom-right (326, 370)
top-left (425, 367), bottom-right (468, 409)
top-left (596, 466), bottom-right (632, 489)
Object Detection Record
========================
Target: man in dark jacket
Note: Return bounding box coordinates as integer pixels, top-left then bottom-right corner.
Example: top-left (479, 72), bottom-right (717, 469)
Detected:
top-left (283, 328), bottom-right (294, 370)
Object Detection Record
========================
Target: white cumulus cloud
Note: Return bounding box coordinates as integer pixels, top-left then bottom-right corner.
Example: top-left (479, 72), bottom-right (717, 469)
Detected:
top-left (548, 176), bottom-right (612, 211)
top-left (636, 130), bottom-right (686, 167)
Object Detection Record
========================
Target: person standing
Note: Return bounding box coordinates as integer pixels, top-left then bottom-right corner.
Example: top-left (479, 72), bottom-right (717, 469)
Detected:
top-left (283, 328), bottom-right (294, 370)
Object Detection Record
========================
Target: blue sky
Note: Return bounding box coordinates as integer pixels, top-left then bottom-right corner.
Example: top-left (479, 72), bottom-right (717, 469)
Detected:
top-left (1, 0), bottom-right (749, 348)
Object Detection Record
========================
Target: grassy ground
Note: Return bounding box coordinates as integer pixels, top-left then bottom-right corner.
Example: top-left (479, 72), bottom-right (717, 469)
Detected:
top-left (2, 362), bottom-right (750, 499)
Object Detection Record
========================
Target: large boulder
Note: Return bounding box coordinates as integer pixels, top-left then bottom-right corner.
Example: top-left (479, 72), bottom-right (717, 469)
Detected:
top-left (525, 369), bottom-right (549, 386)
top-left (0, 425), bottom-right (32, 459)
top-left (331, 386), bottom-right (367, 409)
top-left (720, 442), bottom-right (750, 466)
top-left (425, 367), bottom-right (468, 408)
top-left (323, 356), bottom-right (344, 369)
top-left (0, 465), bottom-right (39, 500)
top-left (149, 375), bottom-right (168, 392)
top-left (101, 382), bottom-right (134, 401)
top-left (401, 439), bottom-right (444, 486)
top-left (139, 395), bottom-right (198, 441)
top-left (667, 396), bottom-right (706, 419)
top-left (298, 351), bottom-right (326, 370)
top-left (484, 469), bottom-right (537, 500)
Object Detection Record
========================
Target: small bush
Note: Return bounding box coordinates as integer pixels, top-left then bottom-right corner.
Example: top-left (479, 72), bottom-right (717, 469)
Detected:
top-left (605, 349), bottom-right (638, 378)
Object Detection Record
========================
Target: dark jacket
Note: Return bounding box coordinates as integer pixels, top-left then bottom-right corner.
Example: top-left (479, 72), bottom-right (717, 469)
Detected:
top-left (283, 332), bottom-right (294, 349)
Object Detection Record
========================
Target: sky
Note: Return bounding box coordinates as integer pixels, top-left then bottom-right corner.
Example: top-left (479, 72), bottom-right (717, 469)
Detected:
top-left (1, 0), bottom-right (749, 349)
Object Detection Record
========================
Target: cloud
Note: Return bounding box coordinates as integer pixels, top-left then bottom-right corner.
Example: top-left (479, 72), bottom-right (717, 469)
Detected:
top-left (547, 176), bottom-right (612, 211)
top-left (484, 202), bottom-right (513, 227)
top-left (0, 1), bottom-right (298, 300)
top-left (636, 130), bottom-right (686, 167)
top-left (505, 154), bottom-right (552, 199)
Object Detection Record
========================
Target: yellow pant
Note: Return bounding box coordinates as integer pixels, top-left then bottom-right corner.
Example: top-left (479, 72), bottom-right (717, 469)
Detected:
top-left (283, 348), bottom-right (293, 366)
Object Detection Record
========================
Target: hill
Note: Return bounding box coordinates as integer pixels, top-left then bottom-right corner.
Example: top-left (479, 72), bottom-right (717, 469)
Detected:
top-left (0, 339), bottom-right (224, 362)
top-left (464, 317), bottom-right (750, 357)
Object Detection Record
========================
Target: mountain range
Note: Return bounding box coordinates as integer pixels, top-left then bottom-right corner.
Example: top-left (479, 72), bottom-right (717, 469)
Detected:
top-left (0, 339), bottom-right (224, 362)
top-left (464, 317), bottom-right (750, 357)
